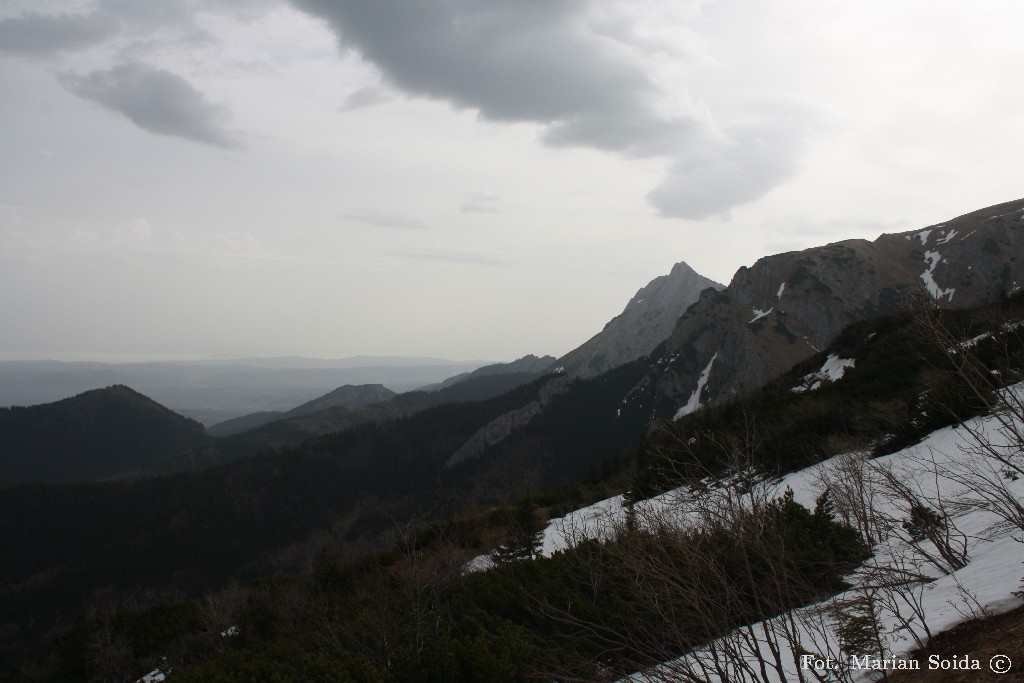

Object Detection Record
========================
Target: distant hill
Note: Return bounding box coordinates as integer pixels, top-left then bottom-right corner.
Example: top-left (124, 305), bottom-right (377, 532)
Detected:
top-left (205, 371), bottom-right (553, 462)
top-left (0, 385), bottom-right (210, 485)
top-left (0, 357), bottom-right (490, 425)
top-left (207, 384), bottom-right (397, 436)
top-left (417, 354), bottom-right (556, 392)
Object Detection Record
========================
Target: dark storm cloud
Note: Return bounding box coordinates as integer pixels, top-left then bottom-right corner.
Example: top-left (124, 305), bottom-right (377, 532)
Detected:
top-left (0, 11), bottom-right (120, 56)
top-left (59, 62), bottom-right (243, 149)
top-left (290, 0), bottom-right (655, 123)
top-left (288, 0), bottom-right (808, 219)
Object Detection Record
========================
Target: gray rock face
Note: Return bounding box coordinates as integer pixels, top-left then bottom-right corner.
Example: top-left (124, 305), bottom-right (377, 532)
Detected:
top-left (642, 198), bottom-right (1024, 419)
top-left (556, 261), bottom-right (723, 378)
top-left (445, 375), bottom-right (572, 467)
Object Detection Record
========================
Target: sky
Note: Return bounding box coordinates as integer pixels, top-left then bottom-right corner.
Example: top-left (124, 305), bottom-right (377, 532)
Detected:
top-left (1, 0), bottom-right (1022, 363)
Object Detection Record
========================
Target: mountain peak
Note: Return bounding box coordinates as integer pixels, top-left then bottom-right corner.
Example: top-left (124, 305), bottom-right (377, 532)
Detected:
top-left (556, 260), bottom-right (724, 378)
top-left (646, 197), bottom-right (1024, 420)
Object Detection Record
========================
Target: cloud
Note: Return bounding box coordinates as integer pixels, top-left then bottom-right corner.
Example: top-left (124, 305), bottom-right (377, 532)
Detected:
top-left (1, 217), bottom-right (283, 264)
top-left (96, 0), bottom-right (197, 32)
top-left (646, 126), bottom-right (804, 220)
top-left (58, 62), bottom-right (243, 149)
top-left (0, 11), bottom-right (120, 56)
top-left (387, 246), bottom-right (506, 267)
top-left (290, 0), bottom-right (656, 123)
top-left (337, 209), bottom-right (429, 230)
top-left (460, 190), bottom-right (501, 214)
top-left (288, 0), bottom-right (810, 218)
top-left (341, 85), bottom-right (393, 111)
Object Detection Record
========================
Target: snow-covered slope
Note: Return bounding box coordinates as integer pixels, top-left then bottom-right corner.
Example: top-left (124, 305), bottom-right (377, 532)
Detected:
top-left (473, 388), bottom-right (1024, 682)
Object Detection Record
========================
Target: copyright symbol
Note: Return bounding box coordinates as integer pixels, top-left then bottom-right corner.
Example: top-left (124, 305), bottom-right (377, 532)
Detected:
top-left (990, 654), bottom-right (1012, 674)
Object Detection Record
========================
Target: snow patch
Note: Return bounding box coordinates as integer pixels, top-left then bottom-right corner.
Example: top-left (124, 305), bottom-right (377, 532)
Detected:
top-left (916, 229), bottom-right (932, 245)
top-left (921, 250), bottom-right (955, 302)
top-left (521, 397), bottom-right (1024, 683)
top-left (674, 352), bottom-right (718, 420)
top-left (936, 229), bottom-right (957, 245)
top-left (791, 354), bottom-right (855, 393)
top-left (776, 282), bottom-right (785, 299)
top-left (463, 554), bottom-right (496, 574)
top-left (749, 307), bottom-right (773, 323)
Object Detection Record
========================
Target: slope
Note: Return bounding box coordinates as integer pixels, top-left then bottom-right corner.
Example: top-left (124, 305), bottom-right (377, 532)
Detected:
top-left (206, 383), bottom-right (397, 436)
top-left (201, 371), bottom-right (555, 464)
top-left (0, 385), bottom-right (210, 485)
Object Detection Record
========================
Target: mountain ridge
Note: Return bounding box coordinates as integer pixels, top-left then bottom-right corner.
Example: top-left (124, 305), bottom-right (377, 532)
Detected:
top-left (631, 198), bottom-right (1024, 420)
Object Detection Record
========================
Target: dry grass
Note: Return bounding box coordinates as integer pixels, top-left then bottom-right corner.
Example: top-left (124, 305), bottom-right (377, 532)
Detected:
top-left (887, 604), bottom-right (1024, 682)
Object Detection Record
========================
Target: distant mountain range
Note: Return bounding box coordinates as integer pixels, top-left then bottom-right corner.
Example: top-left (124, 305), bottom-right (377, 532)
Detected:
top-left (0, 356), bottom-right (491, 425)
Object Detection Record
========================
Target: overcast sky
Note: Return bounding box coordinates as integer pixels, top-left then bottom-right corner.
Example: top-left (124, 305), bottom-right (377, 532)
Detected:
top-left (1, 0), bottom-right (1022, 362)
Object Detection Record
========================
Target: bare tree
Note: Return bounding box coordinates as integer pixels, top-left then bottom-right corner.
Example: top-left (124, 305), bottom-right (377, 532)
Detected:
top-left (872, 456), bottom-right (969, 575)
top-left (813, 451), bottom-right (889, 547)
top-left (909, 293), bottom-right (1024, 536)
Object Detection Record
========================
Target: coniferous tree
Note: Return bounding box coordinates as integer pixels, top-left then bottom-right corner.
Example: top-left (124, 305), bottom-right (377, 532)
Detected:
top-left (491, 498), bottom-right (544, 564)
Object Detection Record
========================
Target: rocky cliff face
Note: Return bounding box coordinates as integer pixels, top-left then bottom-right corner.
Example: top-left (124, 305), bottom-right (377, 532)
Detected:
top-left (635, 198), bottom-right (1024, 419)
top-left (556, 261), bottom-right (723, 378)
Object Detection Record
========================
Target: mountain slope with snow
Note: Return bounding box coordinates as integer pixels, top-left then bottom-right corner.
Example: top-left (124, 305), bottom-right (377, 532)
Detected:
top-left (522, 394), bottom-right (1024, 682)
top-left (635, 198), bottom-right (1024, 422)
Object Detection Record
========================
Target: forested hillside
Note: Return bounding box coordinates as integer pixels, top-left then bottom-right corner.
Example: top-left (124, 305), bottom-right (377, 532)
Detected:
top-left (0, 386), bottom-right (210, 485)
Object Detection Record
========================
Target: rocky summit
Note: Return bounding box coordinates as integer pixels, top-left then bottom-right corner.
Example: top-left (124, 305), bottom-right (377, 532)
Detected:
top-left (556, 261), bottom-right (723, 378)
top-left (629, 198), bottom-right (1024, 420)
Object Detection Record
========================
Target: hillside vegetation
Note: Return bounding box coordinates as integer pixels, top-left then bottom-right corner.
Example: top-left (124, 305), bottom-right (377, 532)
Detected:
top-left (0, 385), bottom-right (210, 485)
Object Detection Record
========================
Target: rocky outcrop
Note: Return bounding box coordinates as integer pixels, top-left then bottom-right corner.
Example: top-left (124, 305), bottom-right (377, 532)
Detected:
top-left (556, 261), bottom-right (723, 378)
top-left (445, 375), bottom-right (572, 467)
top-left (639, 198), bottom-right (1024, 419)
